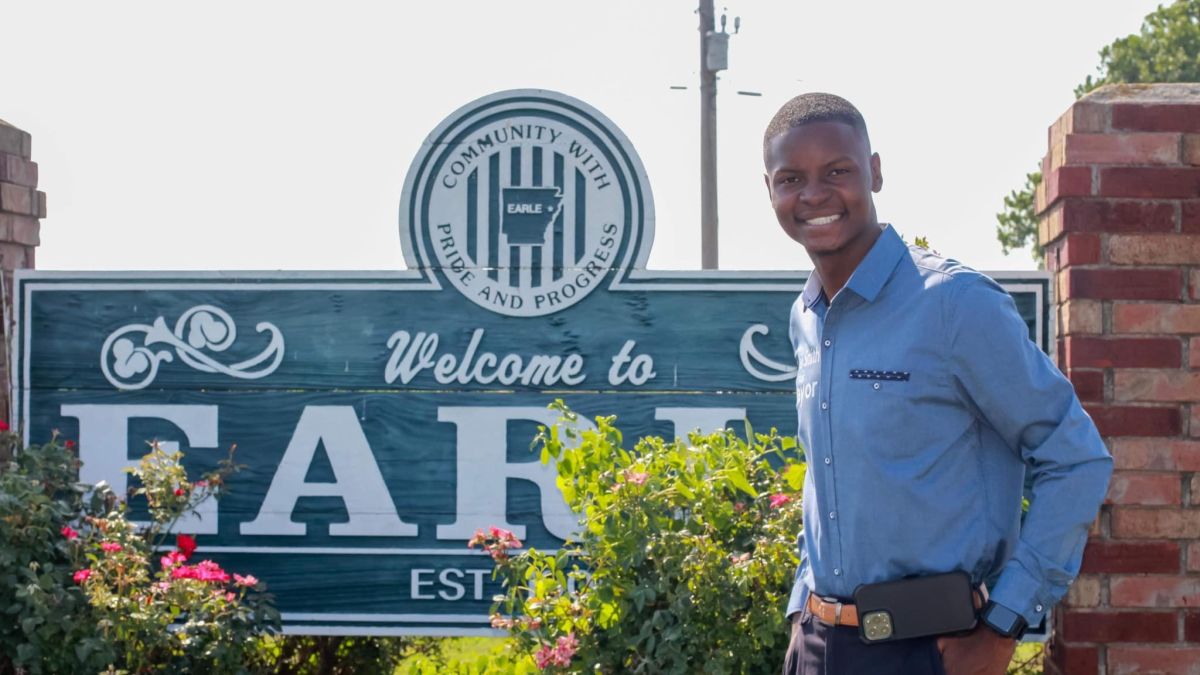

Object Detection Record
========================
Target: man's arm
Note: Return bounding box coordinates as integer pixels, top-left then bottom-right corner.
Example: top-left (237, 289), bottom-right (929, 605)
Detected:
top-left (945, 273), bottom-right (1113, 626)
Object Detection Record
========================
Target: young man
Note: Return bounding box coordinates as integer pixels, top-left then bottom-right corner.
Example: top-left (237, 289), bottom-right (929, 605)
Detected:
top-left (766, 93), bottom-right (1112, 675)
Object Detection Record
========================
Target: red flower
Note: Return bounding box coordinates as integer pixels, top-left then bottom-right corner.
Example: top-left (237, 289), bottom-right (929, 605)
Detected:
top-left (64, 439), bottom-right (76, 449)
top-left (100, 542), bottom-right (123, 553)
top-left (73, 568), bottom-right (92, 584)
top-left (0, 420), bottom-right (9, 432)
top-left (61, 525), bottom-right (79, 540)
top-left (174, 487), bottom-right (186, 497)
top-left (176, 534), bottom-right (197, 560)
top-left (769, 494), bottom-right (791, 509)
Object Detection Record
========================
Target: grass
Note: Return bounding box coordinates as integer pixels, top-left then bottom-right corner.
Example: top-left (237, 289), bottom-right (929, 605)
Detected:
top-left (393, 636), bottom-right (1045, 674)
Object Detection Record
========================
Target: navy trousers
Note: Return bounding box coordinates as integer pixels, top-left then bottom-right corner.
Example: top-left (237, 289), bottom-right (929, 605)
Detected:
top-left (782, 604), bottom-right (947, 675)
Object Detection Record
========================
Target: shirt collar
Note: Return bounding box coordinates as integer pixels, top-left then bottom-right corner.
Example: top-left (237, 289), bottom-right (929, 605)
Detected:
top-left (800, 224), bottom-right (907, 311)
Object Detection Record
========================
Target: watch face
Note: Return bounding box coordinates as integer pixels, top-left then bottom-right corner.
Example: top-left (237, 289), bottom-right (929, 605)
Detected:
top-left (986, 604), bottom-right (1022, 634)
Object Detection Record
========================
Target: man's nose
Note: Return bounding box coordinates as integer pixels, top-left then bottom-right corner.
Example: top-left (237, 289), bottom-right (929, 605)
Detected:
top-left (798, 183), bottom-right (831, 205)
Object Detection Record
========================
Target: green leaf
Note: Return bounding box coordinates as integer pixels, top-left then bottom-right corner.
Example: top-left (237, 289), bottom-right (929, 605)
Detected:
top-left (782, 464), bottom-right (806, 491)
top-left (727, 468), bottom-right (757, 497)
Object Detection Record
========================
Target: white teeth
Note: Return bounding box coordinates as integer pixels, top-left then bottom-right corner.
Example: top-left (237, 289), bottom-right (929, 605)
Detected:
top-left (806, 214), bottom-right (842, 226)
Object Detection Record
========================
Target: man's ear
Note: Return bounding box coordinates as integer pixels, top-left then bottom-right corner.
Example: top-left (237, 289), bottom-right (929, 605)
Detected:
top-left (870, 153), bottom-right (883, 193)
top-left (763, 172), bottom-right (773, 198)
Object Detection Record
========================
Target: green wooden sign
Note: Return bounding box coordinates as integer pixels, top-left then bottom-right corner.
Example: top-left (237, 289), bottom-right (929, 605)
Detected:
top-left (12, 90), bottom-right (1050, 635)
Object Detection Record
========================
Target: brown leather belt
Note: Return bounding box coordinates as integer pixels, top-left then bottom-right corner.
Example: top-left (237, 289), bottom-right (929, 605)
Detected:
top-left (805, 582), bottom-right (989, 628)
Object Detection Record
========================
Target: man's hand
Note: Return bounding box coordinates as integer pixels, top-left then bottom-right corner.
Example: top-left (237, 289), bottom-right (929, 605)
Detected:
top-left (936, 626), bottom-right (1016, 675)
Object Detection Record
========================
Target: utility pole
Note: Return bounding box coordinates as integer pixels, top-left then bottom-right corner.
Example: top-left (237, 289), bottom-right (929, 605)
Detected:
top-left (699, 0), bottom-right (718, 270)
top-left (698, 1), bottom-right (737, 270)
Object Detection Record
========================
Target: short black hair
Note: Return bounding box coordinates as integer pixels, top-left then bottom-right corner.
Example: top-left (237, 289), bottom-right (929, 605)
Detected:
top-left (763, 92), bottom-right (870, 156)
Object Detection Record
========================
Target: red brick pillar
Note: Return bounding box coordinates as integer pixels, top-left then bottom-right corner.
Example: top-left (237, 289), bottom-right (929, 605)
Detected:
top-left (0, 120), bottom-right (44, 426)
top-left (1037, 83), bottom-right (1200, 674)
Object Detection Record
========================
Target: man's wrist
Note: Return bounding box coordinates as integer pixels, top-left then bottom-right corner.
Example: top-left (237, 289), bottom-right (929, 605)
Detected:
top-left (979, 601), bottom-right (1027, 639)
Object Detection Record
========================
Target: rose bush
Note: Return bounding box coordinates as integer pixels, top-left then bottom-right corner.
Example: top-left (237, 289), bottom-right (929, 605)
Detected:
top-left (485, 401), bottom-right (806, 674)
top-left (0, 428), bottom-right (280, 674)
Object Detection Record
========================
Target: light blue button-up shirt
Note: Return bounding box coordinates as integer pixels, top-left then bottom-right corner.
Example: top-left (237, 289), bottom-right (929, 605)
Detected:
top-left (785, 224), bottom-right (1112, 626)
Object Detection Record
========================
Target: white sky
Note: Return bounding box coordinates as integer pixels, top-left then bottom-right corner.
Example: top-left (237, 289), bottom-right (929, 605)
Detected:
top-left (1, 0), bottom-right (1165, 273)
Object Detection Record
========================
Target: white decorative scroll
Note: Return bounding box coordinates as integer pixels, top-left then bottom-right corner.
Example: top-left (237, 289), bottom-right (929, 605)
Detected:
top-left (100, 305), bottom-right (285, 390)
top-left (739, 324), bottom-right (798, 383)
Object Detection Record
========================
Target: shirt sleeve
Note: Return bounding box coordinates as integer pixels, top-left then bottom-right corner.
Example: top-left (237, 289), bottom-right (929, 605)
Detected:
top-left (945, 273), bottom-right (1112, 626)
top-left (785, 530), bottom-right (810, 619)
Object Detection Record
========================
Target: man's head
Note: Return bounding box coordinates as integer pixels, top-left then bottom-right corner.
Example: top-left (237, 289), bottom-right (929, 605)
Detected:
top-left (763, 93), bottom-right (882, 258)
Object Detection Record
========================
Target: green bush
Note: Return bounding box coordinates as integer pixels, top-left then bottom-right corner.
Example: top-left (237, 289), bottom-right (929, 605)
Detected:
top-left (0, 430), bottom-right (280, 674)
top-left (484, 402), bottom-right (805, 674)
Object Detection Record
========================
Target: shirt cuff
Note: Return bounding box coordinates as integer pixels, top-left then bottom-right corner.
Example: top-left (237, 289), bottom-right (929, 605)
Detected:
top-left (990, 559), bottom-right (1052, 626)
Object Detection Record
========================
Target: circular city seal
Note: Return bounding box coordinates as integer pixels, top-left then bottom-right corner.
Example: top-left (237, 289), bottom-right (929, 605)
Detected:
top-left (400, 90), bottom-right (654, 317)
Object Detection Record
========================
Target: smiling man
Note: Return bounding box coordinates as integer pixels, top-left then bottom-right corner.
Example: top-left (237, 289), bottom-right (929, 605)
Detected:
top-left (767, 93), bottom-right (1112, 675)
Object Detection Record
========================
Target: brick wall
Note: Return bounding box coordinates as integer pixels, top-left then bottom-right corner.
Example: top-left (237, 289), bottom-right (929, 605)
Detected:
top-left (0, 120), bottom-right (44, 426)
top-left (1038, 83), bottom-right (1200, 675)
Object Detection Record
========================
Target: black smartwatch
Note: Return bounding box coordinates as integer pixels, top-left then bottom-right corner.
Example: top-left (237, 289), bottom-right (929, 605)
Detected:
top-left (980, 601), bottom-right (1028, 639)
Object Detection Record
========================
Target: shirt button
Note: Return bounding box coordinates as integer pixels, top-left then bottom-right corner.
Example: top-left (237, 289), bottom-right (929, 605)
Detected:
top-left (823, 339), bottom-right (831, 348)
top-left (829, 511), bottom-right (837, 520)
top-left (833, 568), bottom-right (841, 576)
top-left (821, 401), bottom-right (829, 410)
top-left (1035, 604), bottom-right (1044, 613)
top-left (873, 382), bottom-right (881, 390)
top-left (824, 457), bottom-right (831, 465)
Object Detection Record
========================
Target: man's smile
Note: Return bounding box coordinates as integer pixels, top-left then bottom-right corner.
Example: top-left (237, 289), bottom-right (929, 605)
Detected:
top-left (799, 212), bottom-right (844, 226)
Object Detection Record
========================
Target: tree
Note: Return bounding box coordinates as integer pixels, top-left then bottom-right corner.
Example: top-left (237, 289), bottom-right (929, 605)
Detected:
top-left (995, 0), bottom-right (1200, 265)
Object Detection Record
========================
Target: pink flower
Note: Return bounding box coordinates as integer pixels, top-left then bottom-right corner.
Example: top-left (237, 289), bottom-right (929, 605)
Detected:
top-left (225, 592), bottom-right (236, 602)
top-left (534, 645), bottom-right (555, 670)
top-left (467, 528), bottom-right (488, 549)
top-left (730, 552), bottom-right (751, 564)
top-left (193, 560), bottom-right (230, 583)
top-left (0, 420), bottom-right (9, 431)
top-left (469, 526), bottom-right (522, 562)
top-left (623, 469), bottom-right (649, 485)
top-left (176, 534), bottom-right (197, 560)
top-left (550, 633), bottom-right (578, 667)
top-left (161, 551), bottom-right (187, 569)
top-left (534, 634), bottom-right (578, 668)
top-left (73, 568), bottom-right (92, 584)
top-left (61, 525), bottom-right (79, 540)
top-left (194, 480), bottom-right (209, 488)
top-left (100, 542), bottom-right (123, 553)
top-left (170, 560), bottom-right (229, 583)
top-left (154, 581), bottom-right (171, 593)
top-left (769, 493), bottom-right (791, 509)
top-left (233, 573), bottom-right (259, 588)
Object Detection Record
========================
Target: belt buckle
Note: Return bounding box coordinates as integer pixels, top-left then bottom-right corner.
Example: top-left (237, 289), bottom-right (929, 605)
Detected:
top-left (834, 601), bottom-right (843, 625)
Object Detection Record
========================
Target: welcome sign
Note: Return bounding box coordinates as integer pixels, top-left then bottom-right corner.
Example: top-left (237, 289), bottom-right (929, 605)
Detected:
top-left (11, 90), bottom-right (1050, 636)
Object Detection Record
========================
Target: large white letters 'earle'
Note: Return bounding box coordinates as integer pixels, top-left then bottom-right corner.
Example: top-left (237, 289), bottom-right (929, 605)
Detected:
top-left (436, 406), bottom-right (591, 541)
top-left (240, 406), bottom-right (418, 537)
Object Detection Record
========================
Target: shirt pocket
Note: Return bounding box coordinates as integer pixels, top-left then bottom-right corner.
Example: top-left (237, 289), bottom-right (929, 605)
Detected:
top-left (845, 367), bottom-right (917, 441)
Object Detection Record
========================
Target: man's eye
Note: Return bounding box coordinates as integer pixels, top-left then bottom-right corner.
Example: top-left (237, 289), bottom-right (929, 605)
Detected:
top-left (781, 176), bottom-right (801, 184)
top-left (829, 168), bottom-right (850, 177)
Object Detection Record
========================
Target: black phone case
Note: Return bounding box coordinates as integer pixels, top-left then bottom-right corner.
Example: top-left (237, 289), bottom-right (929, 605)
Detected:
top-left (852, 571), bottom-right (978, 644)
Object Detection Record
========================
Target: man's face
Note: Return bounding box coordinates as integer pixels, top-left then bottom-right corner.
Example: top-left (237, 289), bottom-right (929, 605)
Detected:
top-left (764, 121), bottom-right (882, 256)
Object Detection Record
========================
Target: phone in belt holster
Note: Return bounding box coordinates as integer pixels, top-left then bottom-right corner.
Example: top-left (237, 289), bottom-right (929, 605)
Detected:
top-left (853, 571), bottom-right (981, 644)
